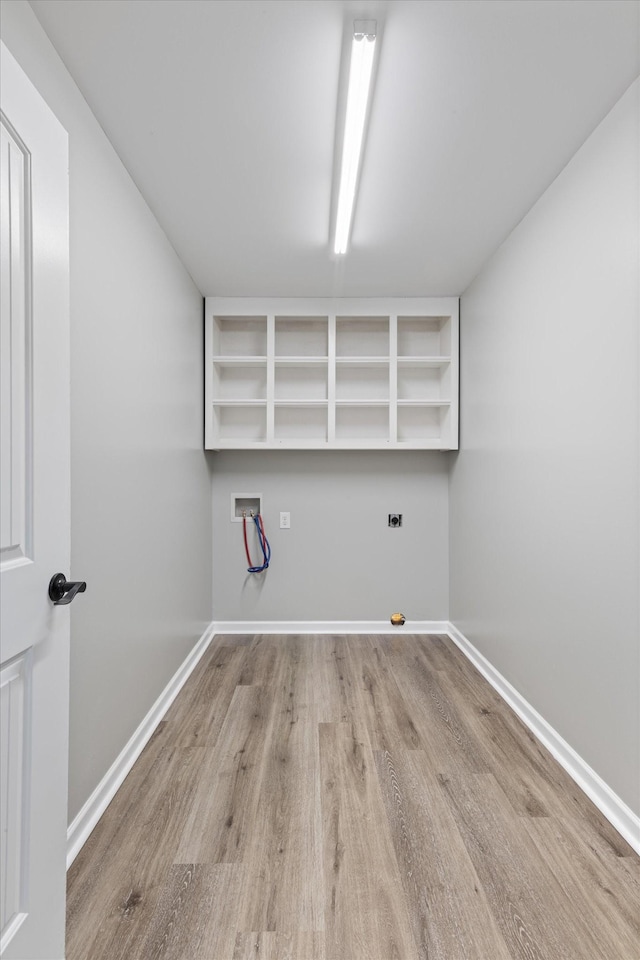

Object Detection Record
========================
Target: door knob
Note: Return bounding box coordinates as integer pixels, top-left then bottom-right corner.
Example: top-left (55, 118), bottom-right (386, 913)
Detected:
top-left (48, 573), bottom-right (87, 605)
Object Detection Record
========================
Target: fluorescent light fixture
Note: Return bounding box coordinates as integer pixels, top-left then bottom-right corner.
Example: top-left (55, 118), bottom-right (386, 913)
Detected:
top-left (333, 21), bottom-right (377, 255)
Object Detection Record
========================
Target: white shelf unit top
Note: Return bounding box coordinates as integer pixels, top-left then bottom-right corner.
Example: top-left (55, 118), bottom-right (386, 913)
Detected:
top-left (205, 297), bottom-right (458, 450)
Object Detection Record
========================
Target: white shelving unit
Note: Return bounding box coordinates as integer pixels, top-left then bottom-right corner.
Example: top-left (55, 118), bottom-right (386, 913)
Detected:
top-left (205, 298), bottom-right (459, 450)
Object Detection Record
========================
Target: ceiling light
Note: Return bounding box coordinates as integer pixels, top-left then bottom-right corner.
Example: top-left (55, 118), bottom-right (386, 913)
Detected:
top-left (333, 20), bottom-right (377, 256)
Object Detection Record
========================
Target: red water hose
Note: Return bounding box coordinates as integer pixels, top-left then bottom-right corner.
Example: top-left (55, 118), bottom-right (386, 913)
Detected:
top-left (243, 514), bottom-right (271, 573)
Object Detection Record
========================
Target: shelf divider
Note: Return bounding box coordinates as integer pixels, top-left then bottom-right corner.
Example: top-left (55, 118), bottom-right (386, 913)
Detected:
top-left (390, 314), bottom-right (398, 444)
top-left (205, 309), bottom-right (214, 447)
top-left (328, 314), bottom-right (336, 443)
top-left (266, 315), bottom-right (275, 442)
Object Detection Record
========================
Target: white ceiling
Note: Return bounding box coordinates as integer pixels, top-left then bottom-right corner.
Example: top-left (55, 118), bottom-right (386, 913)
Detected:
top-left (30, 0), bottom-right (640, 297)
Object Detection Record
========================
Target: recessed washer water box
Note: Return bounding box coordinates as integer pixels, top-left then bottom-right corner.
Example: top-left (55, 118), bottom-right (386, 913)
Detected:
top-left (231, 493), bottom-right (262, 522)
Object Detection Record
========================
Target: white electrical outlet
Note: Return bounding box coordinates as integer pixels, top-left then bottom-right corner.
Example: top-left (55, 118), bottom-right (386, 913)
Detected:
top-left (280, 512), bottom-right (291, 529)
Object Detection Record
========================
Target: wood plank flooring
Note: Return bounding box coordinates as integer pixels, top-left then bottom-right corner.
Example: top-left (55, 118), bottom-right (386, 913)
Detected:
top-left (66, 634), bottom-right (640, 960)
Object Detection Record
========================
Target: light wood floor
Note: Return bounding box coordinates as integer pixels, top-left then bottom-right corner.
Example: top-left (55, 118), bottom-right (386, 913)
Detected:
top-left (66, 634), bottom-right (640, 960)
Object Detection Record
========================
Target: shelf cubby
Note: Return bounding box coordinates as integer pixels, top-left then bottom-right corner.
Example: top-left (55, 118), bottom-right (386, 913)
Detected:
top-left (397, 362), bottom-right (450, 402)
top-left (397, 403), bottom-right (452, 444)
top-left (274, 404), bottom-right (328, 442)
top-left (212, 315), bottom-right (267, 357)
top-left (274, 361), bottom-right (328, 402)
top-left (275, 316), bottom-right (328, 357)
top-left (336, 362), bottom-right (389, 402)
top-left (335, 403), bottom-right (390, 442)
top-left (214, 361), bottom-right (267, 401)
top-left (212, 403), bottom-right (267, 443)
top-left (397, 316), bottom-right (451, 359)
top-left (336, 316), bottom-right (389, 358)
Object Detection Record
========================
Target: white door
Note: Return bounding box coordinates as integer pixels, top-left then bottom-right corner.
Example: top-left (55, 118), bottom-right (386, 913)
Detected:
top-left (1, 42), bottom-right (71, 960)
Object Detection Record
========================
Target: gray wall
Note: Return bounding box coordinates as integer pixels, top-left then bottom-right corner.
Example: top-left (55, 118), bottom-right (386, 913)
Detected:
top-left (450, 79), bottom-right (639, 814)
top-left (211, 451), bottom-right (449, 622)
top-left (2, 0), bottom-right (213, 822)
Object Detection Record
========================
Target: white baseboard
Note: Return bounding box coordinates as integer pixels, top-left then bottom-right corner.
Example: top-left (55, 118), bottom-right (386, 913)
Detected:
top-left (66, 622), bottom-right (216, 868)
top-left (212, 619), bottom-right (450, 635)
top-left (447, 622), bottom-right (640, 856)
